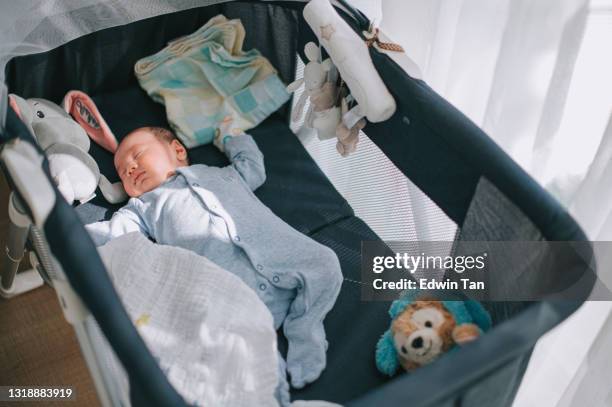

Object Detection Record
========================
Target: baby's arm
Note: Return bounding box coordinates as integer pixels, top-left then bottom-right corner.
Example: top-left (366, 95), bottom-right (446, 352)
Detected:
top-left (216, 131), bottom-right (266, 191)
top-left (85, 199), bottom-right (149, 247)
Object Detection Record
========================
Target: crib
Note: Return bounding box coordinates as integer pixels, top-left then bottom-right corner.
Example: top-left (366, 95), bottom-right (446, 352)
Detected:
top-left (0, 1), bottom-right (596, 406)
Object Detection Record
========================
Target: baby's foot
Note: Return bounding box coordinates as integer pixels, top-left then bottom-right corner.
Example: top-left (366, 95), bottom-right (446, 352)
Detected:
top-left (287, 347), bottom-right (326, 388)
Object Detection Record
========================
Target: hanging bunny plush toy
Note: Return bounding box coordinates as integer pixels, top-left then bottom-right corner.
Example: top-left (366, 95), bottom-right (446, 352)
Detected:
top-left (287, 42), bottom-right (341, 140)
top-left (335, 97), bottom-right (365, 157)
top-left (287, 41), bottom-right (366, 156)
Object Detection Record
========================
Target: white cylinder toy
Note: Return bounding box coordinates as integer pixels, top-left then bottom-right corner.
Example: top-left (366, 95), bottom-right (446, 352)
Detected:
top-left (303, 0), bottom-right (397, 123)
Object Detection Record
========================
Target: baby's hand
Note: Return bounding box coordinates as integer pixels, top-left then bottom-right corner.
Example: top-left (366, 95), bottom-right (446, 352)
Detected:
top-left (214, 116), bottom-right (244, 152)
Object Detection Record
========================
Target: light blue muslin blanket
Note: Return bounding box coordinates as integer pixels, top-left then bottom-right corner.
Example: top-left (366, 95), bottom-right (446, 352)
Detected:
top-left (135, 14), bottom-right (290, 148)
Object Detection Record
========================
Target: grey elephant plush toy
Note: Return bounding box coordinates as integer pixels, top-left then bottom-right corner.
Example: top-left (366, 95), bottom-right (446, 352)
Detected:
top-left (9, 92), bottom-right (127, 205)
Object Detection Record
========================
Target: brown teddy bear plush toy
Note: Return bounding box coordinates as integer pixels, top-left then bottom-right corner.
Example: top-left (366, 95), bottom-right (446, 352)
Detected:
top-left (376, 293), bottom-right (492, 375)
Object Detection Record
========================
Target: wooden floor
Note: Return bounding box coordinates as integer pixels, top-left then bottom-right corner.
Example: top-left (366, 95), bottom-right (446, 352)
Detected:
top-left (0, 173), bottom-right (100, 407)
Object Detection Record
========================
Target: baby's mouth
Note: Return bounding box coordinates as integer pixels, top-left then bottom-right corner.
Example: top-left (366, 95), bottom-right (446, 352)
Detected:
top-left (134, 171), bottom-right (146, 184)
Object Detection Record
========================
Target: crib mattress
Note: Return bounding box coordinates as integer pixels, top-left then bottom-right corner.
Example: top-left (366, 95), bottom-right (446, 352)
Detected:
top-left (75, 86), bottom-right (390, 403)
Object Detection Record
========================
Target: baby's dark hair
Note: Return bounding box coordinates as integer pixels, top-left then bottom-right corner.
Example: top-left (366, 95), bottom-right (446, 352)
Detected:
top-left (147, 126), bottom-right (178, 144)
top-left (125, 126), bottom-right (189, 164)
top-left (124, 126), bottom-right (178, 144)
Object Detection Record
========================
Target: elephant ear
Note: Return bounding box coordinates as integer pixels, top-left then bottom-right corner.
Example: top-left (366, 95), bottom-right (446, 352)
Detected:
top-left (375, 330), bottom-right (400, 376)
top-left (63, 90), bottom-right (118, 153)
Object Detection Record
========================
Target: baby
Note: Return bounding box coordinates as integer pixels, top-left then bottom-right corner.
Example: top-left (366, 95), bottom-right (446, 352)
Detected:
top-left (85, 124), bottom-right (343, 392)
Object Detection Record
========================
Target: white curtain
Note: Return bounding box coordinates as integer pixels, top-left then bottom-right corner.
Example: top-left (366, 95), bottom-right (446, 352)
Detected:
top-left (377, 0), bottom-right (612, 406)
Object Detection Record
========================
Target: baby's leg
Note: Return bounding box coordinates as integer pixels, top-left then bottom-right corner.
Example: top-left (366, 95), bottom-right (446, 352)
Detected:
top-left (276, 351), bottom-right (291, 407)
top-left (284, 246), bottom-right (343, 388)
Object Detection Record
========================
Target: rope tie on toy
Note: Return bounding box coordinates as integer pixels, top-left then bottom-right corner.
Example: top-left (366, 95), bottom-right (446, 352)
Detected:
top-left (364, 27), bottom-right (404, 52)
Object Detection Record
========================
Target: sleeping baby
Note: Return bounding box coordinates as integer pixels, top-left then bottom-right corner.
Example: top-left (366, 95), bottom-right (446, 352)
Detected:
top-left (85, 123), bottom-right (343, 392)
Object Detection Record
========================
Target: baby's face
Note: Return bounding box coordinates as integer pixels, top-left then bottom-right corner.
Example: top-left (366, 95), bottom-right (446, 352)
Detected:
top-left (114, 129), bottom-right (186, 197)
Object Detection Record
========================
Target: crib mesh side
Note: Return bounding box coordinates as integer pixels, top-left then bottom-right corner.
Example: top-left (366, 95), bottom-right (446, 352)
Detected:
top-left (456, 177), bottom-right (543, 322)
top-left (291, 56), bottom-right (458, 243)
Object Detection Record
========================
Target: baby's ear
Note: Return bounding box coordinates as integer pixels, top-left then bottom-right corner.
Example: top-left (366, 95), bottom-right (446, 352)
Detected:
top-left (171, 139), bottom-right (188, 162)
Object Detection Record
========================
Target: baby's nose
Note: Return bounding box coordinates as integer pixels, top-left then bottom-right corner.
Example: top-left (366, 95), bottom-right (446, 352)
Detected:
top-left (127, 162), bottom-right (138, 175)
